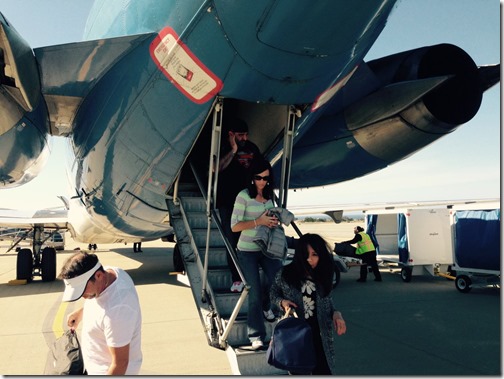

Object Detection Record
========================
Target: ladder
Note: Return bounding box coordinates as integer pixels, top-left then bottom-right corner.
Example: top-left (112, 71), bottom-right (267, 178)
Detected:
top-left (166, 163), bottom-right (286, 375)
top-left (165, 98), bottom-right (299, 374)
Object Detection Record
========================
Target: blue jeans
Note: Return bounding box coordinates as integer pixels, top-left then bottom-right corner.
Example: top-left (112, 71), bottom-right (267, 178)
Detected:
top-left (238, 249), bottom-right (283, 343)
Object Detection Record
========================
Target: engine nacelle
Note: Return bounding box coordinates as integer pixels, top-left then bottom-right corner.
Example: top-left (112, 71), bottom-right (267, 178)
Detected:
top-left (348, 44), bottom-right (481, 163)
top-left (289, 44), bottom-right (488, 188)
top-left (0, 12), bottom-right (50, 188)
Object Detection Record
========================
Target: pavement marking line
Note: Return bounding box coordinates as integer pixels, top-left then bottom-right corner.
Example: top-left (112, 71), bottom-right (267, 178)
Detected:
top-left (53, 301), bottom-right (69, 338)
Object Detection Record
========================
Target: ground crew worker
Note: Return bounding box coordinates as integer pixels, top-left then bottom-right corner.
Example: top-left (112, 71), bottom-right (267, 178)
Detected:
top-left (341, 226), bottom-right (382, 282)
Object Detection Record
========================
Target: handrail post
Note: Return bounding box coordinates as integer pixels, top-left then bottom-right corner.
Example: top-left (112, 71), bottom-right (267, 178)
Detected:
top-left (277, 106), bottom-right (299, 208)
top-left (201, 98), bottom-right (223, 300)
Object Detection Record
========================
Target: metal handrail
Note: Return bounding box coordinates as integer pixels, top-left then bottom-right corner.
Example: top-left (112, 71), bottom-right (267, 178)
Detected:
top-left (188, 157), bottom-right (250, 347)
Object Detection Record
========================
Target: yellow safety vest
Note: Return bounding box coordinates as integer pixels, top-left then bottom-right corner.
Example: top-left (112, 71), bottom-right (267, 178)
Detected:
top-left (356, 232), bottom-right (375, 255)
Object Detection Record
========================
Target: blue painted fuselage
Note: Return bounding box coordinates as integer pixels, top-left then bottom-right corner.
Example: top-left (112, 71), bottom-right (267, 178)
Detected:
top-left (64, 1), bottom-right (397, 242)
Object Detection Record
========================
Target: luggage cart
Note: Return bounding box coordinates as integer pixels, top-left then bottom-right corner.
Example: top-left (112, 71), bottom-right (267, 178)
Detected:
top-left (365, 208), bottom-right (454, 282)
top-left (449, 206), bottom-right (500, 293)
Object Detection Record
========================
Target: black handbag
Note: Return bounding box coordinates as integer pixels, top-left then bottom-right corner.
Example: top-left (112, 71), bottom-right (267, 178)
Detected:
top-left (266, 309), bottom-right (317, 373)
top-left (44, 330), bottom-right (86, 375)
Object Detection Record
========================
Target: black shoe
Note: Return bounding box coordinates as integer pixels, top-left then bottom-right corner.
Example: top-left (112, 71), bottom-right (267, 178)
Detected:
top-left (138, 249), bottom-right (143, 252)
top-left (356, 278), bottom-right (366, 282)
top-left (374, 278), bottom-right (382, 282)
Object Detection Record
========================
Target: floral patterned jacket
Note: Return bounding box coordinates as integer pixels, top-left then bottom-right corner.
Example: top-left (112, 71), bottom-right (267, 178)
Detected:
top-left (270, 268), bottom-right (338, 374)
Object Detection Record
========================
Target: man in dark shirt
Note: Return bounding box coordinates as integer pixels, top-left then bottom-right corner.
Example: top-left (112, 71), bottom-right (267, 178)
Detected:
top-left (217, 118), bottom-right (262, 292)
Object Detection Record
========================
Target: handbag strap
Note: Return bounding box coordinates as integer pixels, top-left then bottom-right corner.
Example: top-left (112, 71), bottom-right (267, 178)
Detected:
top-left (282, 307), bottom-right (299, 320)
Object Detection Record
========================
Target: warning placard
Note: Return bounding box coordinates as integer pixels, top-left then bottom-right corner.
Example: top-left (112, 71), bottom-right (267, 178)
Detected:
top-left (150, 27), bottom-right (223, 104)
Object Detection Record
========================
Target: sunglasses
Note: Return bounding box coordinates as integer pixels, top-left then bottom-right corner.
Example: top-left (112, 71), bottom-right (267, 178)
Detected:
top-left (253, 175), bottom-right (270, 181)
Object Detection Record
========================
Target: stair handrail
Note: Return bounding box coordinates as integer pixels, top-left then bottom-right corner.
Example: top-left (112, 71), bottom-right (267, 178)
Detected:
top-left (188, 160), bottom-right (250, 348)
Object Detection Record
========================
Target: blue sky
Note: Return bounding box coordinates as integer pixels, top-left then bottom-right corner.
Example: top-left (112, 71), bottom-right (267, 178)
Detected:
top-left (0, 0), bottom-right (500, 210)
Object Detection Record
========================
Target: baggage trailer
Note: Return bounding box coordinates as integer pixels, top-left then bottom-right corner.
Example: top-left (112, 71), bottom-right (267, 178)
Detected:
top-left (449, 202), bottom-right (500, 293)
top-left (363, 207), bottom-right (453, 282)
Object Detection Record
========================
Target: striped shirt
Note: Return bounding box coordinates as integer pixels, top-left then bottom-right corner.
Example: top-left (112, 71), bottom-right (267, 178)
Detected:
top-left (231, 189), bottom-right (274, 252)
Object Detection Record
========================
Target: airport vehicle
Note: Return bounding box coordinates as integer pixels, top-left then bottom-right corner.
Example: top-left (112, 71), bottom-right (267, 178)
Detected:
top-left (448, 201), bottom-right (500, 293)
top-left (325, 199), bottom-right (500, 286)
top-left (0, 1), bottom-right (499, 374)
top-left (364, 206), bottom-right (454, 282)
top-left (42, 231), bottom-right (65, 251)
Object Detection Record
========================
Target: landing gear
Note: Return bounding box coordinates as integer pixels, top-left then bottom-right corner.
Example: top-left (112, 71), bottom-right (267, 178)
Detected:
top-left (16, 248), bottom-right (33, 281)
top-left (14, 226), bottom-right (58, 282)
top-left (41, 247), bottom-right (57, 282)
top-left (88, 243), bottom-right (97, 250)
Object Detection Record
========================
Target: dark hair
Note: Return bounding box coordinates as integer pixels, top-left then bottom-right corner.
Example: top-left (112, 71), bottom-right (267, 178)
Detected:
top-left (246, 158), bottom-right (274, 200)
top-left (356, 226), bottom-right (365, 232)
top-left (227, 117), bottom-right (248, 133)
top-left (282, 233), bottom-right (334, 297)
top-left (58, 251), bottom-right (104, 280)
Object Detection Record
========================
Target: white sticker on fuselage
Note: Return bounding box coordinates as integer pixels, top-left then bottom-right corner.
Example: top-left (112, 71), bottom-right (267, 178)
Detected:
top-left (150, 27), bottom-right (223, 104)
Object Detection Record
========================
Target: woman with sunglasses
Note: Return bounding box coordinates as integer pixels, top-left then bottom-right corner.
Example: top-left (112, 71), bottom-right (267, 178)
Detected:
top-left (231, 158), bottom-right (284, 350)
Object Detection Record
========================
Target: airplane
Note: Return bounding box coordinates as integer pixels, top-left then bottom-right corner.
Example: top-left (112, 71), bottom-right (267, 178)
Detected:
top-left (0, 1), bottom-right (499, 374)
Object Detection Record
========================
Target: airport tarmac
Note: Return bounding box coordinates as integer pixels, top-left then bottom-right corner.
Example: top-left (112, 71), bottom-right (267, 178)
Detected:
top-left (0, 222), bottom-right (500, 375)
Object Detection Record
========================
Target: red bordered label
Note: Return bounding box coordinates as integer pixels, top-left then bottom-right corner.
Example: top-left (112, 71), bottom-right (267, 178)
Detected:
top-left (150, 27), bottom-right (223, 104)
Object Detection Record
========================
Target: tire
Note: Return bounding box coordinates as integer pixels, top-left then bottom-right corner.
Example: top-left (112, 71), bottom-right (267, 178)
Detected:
top-left (455, 275), bottom-right (472, 293)
top-left (332, 264), bottom-right (341, 288)
top-left (173, 243), bottom-right (185, 272)
top-left (16, 248), bottom-right (33, 281)
top-left (401, 267), bottom-right (412, 282)
top-left (41, 247), bottom-right (57, 282)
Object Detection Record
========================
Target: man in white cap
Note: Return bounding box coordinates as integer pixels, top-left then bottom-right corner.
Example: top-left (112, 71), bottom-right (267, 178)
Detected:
top-left (59, 251), bottom-right (142, 375)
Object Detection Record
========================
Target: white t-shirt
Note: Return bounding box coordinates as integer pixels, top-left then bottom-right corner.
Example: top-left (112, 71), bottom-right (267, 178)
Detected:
top-left (81, 267), bottom-right (142, 375)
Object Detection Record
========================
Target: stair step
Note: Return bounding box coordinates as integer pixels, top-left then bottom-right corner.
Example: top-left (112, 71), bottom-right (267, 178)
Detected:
top-left (185, 211), bottom-right (217, 229)
top-left (213, 291), bottom-right (248, 315)
top-left (226, 345), bottom-right (287, 375)
top-left (192, 228), bottom-right (225, 248)
top-left (200, 247), bottom-right (228, 268)
top-left (207, 268), bottom-right (232, 291)
top-left (180, 197), bottom-right (207, 212)
top-left (221, 315), bottom-right (276, 347)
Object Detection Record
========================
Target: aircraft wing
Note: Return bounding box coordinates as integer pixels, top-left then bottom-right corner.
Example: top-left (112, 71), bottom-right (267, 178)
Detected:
top-left (289, 198), bottom-right (501, 223)
top-left (0, 207), bottom-right (68, 229)
top-left (34, 33), bottom-right (157, 136)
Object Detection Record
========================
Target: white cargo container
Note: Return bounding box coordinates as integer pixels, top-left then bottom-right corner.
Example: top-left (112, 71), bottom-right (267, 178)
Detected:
top-left (363, 207), bottom-right (453, 282)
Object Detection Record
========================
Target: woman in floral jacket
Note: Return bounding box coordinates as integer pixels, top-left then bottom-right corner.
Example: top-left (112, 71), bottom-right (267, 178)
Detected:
top-left (270, 233), bottom-right (346, 374)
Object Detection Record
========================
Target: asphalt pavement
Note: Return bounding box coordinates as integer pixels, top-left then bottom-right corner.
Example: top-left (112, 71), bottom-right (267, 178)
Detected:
top-left (0, 239), bottom-right (500, 375)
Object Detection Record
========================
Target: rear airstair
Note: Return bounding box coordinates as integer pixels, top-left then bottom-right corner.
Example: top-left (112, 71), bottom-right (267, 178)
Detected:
top-left (165, 99), bottom-right (298, 375)
top-left (166, 162), bottom-right (286, 375)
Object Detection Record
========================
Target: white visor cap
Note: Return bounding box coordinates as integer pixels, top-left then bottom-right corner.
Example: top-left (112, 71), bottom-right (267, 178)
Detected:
top-left (62, 261), bottom-right (102, 302)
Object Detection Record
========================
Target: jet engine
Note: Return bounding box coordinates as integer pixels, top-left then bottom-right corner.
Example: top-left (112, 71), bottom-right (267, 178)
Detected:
top-left (0, 12), bottom-right (50, 188)
top-left (288, 44), bottom-right (499, 188)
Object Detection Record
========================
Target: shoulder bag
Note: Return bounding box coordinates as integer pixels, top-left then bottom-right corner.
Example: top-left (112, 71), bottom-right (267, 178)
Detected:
top-left (266, 309), bottom-right (316, 373)
top-left (44, 329), bottom-right (86, 375)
